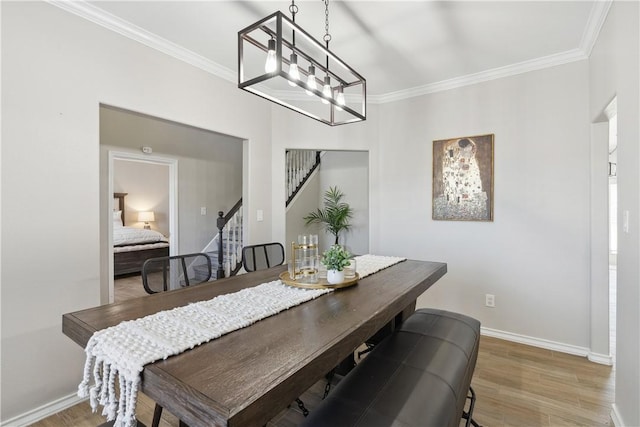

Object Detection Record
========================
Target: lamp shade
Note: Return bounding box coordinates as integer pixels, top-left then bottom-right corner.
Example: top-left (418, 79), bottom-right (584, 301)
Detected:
top-left (138, 211), bottom-right (155, 223)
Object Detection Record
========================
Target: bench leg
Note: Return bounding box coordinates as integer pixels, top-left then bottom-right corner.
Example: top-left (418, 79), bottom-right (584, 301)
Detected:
top-left (462, 386), bottom-right (482, 427)
top-left (323, 369), bottom-right (335, 399)
top-left (295, 398), bottom-right (310, 417)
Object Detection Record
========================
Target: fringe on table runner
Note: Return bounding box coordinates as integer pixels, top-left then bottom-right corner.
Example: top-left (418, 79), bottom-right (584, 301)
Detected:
top-left (77, 255), bottom-right (406, 427)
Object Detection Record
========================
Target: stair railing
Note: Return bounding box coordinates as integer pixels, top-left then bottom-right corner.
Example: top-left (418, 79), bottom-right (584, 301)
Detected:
top-left (216, 198), bottom-right (243, 278)
top-left (286, 150), bottom-right (321, 206)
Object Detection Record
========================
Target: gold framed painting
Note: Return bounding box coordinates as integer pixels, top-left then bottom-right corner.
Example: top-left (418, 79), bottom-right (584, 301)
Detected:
top-left (432, 134), bottom-right (494, 221)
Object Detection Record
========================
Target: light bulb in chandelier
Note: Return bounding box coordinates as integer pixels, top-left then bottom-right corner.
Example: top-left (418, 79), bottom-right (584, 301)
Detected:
top-left (264, 38), bottom-right (277, 73)
top-left (321, 75), bottom-right (332, 104)
top-left (336, 86), bottom-right (346, 110)
top-left (288, 53), bottom-right (300, 86)
top-left (306, 65), bottom-right (317, 95)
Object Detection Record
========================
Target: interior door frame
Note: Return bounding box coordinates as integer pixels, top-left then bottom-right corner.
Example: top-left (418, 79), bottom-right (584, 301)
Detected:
top-left (107, 150), bottom-right (178, 303)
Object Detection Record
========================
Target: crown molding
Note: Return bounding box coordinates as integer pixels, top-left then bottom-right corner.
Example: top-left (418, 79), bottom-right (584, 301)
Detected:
top-left (49, 0), bottom-right (611, 105)
top-left (371, 0), bottom-right (612, 104)
top-left (47, 0), bottom-right (236, 84)
top-left (580, 0), bottom-right (613, 57)
top-left (370, 48), bottom-right (588, 104)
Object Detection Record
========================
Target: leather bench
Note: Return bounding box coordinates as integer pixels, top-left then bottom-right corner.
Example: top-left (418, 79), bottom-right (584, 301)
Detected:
top-left (301, 308), bottom-right (481, 427)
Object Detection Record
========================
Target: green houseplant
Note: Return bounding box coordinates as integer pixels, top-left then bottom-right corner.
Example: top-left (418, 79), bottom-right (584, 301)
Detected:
top-left (304, 186), bottom-right (354, 245)
top-left (321, 244), bottom-right (352, 284)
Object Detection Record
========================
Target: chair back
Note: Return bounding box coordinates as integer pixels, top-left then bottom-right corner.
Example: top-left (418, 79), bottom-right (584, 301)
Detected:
top-left (142, 252), bottom-right (212, 294)
top-left (242, 243), bottom-right (285, 272)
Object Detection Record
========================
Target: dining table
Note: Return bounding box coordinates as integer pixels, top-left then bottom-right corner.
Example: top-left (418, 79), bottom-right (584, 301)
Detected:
top-left (62, 259), bottom-right (447, 427)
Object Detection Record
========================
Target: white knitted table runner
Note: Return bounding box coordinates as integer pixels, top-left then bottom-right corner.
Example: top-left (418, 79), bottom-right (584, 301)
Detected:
top-left (78, 254), bottom-right (405, 426)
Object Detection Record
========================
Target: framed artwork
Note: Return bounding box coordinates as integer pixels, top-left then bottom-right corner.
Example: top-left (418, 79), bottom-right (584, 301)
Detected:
top-left (432, 134), bottom-right (494, 221)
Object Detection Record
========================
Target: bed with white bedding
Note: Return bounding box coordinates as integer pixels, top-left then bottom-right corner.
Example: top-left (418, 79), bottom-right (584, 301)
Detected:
top-left (113, 193), bottom-right (169, 276)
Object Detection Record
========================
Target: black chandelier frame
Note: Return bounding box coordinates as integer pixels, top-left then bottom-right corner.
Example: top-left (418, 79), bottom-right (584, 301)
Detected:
top-left (238, 11), bottom-right (367, 126)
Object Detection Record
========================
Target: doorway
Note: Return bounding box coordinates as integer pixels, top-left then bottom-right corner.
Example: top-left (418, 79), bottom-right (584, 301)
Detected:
top-left (608, 112), bottom-right (618, 358)
top-left (285, 150), bottom-right (369, 256)
top-left (109, 152), bottom-right (178, 303)
top-left (100, 104), bottom-right (244, 304)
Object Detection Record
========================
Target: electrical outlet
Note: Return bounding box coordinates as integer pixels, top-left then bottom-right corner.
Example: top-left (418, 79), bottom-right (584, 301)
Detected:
top-left (485, 294), bottom-right (495, 308)
top-left (200, 207), bottom-right (207, 215)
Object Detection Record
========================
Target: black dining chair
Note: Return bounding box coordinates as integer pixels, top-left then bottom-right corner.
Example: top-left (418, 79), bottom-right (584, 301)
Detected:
top-left (140, 252), bottom-right (212, 427)
top-left (142, 252), bottom-right (212, 294)
top-left (241, 242), bottom-right (285, 272)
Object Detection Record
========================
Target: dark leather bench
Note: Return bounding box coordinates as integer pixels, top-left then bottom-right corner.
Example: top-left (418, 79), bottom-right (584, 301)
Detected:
top-left (301, 308), bottom-right (481, 427)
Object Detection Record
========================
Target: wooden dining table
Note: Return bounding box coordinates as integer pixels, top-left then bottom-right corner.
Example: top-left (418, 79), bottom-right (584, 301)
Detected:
top-left (63, 259), bottom-right (447, 427)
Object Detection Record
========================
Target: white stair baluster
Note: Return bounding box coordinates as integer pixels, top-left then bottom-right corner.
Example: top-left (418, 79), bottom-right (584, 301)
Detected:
top-left (236, 209), bottom-right (243, 263)
top-left (231, 213), bottom-right (238, 267)
top-left (286, 151), bottom-right (292, 199)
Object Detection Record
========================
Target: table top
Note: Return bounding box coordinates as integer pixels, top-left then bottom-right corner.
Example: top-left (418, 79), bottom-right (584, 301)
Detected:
top-left (63, 259), bottom-right (447, 427)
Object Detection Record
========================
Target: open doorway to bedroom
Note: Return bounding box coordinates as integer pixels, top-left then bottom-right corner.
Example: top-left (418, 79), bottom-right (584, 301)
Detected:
top-left (100, 104), bottom-right (244, 304)
top-left (110, 154), bottom-right (176, 303)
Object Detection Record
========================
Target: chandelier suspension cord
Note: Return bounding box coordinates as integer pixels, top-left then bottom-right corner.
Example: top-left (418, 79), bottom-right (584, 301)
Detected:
top-left (289, 0), bottom-right (298, 45)
top-left (323, 0), bottom-right (331, 69)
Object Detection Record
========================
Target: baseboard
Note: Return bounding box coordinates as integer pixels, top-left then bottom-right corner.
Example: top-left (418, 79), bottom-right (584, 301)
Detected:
top-left (1, 393), bottom-right (86, 427)
top-left (481, 326), bottom-right (592, 358)
top-left (610, 403), bottom-right (624, 426)
top-left (588, 351), bottom-right (614, 366)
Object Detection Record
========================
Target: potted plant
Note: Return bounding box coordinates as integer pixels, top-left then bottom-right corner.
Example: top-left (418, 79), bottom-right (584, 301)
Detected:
top-left (321, 244), bottom-right (352, 284)
top-left (304, 186), bottom-right (353, 245)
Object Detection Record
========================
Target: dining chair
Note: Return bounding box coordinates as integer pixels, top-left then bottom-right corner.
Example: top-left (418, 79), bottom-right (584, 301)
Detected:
top-left (241, 242), bottom-right (285, 272)
top-left (142, 252), bottom-right (212, 294)
top-left (140, 252), bottom-right (212, 427)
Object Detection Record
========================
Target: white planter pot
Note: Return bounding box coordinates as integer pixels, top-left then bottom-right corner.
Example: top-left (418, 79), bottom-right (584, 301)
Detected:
top-left (327, 269), bottom-right (344, 285)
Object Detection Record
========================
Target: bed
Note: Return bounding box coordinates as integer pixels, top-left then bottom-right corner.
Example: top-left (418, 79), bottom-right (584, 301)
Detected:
top-left (113, 193), bottom-right (169, 276)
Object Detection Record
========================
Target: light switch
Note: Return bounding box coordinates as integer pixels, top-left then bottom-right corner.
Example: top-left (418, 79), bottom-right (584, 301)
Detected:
top-left (201, 207), bottom-right (207, 215)
top-left (257, 209), bottom-right (264, 222)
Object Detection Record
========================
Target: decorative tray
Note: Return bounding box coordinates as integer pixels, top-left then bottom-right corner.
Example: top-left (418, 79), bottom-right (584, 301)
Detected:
top-left (279, 271), bottom-right (359, 290)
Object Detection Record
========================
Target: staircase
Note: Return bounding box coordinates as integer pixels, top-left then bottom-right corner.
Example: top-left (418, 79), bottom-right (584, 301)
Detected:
top-left (286, 150), bottom-right (321, 206)
top-left (194, 151), bottom-right (318, 280)
top-left (199, 198), bottom-right (243, 279)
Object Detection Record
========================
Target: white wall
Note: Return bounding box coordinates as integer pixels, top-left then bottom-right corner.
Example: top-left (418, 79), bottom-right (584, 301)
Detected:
top-left (378, 62), bottom-right (591, 349)
top-left (286, 169), bottom-right (321, 259)
top-left (1, 2), bottom-right (272, 421)
top-left (589, 2), bottom-right (640, 425)
top-left (318, 151), bottom-right (369, 255)
top-left (114, 159), bottom-right (170, 235)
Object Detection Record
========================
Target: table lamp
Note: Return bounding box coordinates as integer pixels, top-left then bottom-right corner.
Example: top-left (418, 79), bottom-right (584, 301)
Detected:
top-left (138, 211), bottom-right (155, 229)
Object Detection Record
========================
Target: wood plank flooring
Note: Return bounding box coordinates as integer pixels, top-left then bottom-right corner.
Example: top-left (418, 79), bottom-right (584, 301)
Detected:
top-left (32, 277), bottom-right (614, 426)
top-left (114, 274), bottom-right (147, 303)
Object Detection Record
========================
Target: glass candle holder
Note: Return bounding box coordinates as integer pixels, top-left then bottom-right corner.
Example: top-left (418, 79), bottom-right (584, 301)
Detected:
top-left (289, 234), bottom-right (320, 283)
top-left (344, 258), bottom-right (357, 279)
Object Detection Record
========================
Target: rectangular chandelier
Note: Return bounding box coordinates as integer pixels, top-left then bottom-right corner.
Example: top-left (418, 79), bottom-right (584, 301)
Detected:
top-left (238, 11), bottom-right (366, 126)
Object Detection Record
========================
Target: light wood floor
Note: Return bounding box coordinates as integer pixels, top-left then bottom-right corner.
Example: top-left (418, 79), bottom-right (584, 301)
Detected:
top-left (33, 277), bottom-right (614, 426)
top-left (114, 274), bottom-right (148, 303)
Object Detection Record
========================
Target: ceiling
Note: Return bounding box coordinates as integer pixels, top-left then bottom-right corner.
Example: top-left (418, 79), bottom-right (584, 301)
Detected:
top-left (60, 1), bottom-right (608, 103)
